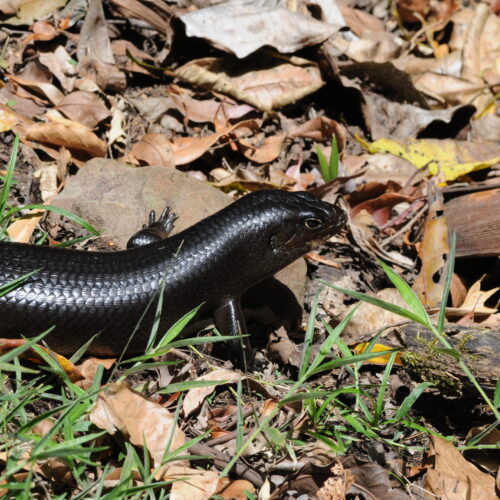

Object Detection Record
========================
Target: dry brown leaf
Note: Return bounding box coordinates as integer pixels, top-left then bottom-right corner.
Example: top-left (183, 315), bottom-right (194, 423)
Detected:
top-left (415, 74), bottom-right (486, 105)
top-left (111, 39), bottom-right (156, 74)
top-left (350, 209), bottom-right (414, 269)
top-left (38, 45), bottom-right (77, 93)
top-left (24, 20), bottom-right (60, 43)
top-left (238, 134), bottom-right (286, 163)
top-left (25, 115), bottom-right (107, 157)
top-left (0, 0), bottom-right (22, 15)
top-left (395, 0), bottom-right (430, 23)
top-left (3, 0), bottom-right (66, 25)
top-left (171, 119), bottom-right (258, 165)
top-left (183, 368), bottom-right (240, 416)
top-left (363, 93), bottom-right (475, 141)
top-left (8, 72), bottom-right (64, 105)
top-left (127, 133), bottom-right (175, 167)
top-left (450, 273), bottom-right (468, 307)
top-left (413, 187), bottom-right (450, 308)
top-left (461, 3), bottom-right (490, 84)
top-left (90, 382), bottom-right (186, 468)
top-left (327, 31), bottom-right (403, 64)
top-left (267, 327), bottom-right (302, 367)
top-left (109, 0), bottom-right (173, 35)
top-left (102, 468), bottom-right (143, 488)
top-left (56, 91), bottom-right (110, 128)
top-left (6, 207), bottom-right (46, 243)
top-left (163, 465), bottom-right (219, 499)
top-left (465, 426), bottom-right (500, 474)
top-left (216, 478), bottom-right (256, 499)
top-left (180, 0), bottom-right (341, 59)
top-left (169, 93), bottom-right (254, 127)
top-left (424, 435), bottom-right (497, 500)
top-left (176, 56), bottom-right (324, 112)
top-left (40, 458), bottom-right (74, 488)
top-left (339, 5), bottom-right (385, 36)
top-left (32, 418), bottom-right (55, 436)
top-left (351, 193), bottom-right (415, 227)
top-left (288, 116), bottom-right (346, 147)
top-left (445, 277), bottom-right (499, 317)
top-left (76, 357), bottom-right (115, 390)
top-left (340, 288), bottom-right (409, 345)
top-left (77, 0), bottom-right (125, 92)
top-left (211, 168), bottom-right (295, 191)
top-left (107, 100), bottom-right (125, 146)
top-left (0, 82), bottom-right (46, 120)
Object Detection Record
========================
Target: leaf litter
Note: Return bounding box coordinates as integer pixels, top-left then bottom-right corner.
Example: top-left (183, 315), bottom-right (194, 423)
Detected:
top-left (0, 0), bottom-right (499, 498)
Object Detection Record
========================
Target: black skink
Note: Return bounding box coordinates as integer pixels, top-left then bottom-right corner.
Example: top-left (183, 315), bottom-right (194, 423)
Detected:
top-left (0, 190), bottom-right (347, 365)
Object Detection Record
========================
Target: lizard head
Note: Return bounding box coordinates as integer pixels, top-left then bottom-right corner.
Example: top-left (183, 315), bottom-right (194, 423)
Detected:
top-left (265, 190), bottom-right (347, 257)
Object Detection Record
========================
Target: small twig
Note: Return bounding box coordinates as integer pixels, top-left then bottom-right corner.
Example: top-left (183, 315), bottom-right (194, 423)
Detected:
top-left (204, 427), bottom-right (252, 446)
top-left (305, 252), bottom-right (341, 268)
top-left (188, 442), bottom-right (263, 488)
top-left (379, 205), bottom-right (427, 248)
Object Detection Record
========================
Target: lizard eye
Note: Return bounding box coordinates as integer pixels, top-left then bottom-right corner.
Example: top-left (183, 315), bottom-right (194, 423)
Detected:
top-left (304, 217), bottom-right (322, 230)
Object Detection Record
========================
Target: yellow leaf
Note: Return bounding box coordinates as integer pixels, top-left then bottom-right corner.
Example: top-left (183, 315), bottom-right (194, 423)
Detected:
top-left (359, 137), bottom-right (500, 183)
top-left (0, 108), bottom-right (17, 133)
top-left (354, 343), bottom-right (403, 365)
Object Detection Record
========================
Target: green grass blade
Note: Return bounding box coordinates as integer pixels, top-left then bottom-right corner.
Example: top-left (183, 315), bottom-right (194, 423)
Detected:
top-left (157, 379), bottom-right (232, 394)
top-left (377, 259), bottom-right (429, 325)
top-left (495, 376), bottom-right (500, 409)
top-left (315, 144), bottom-right (329, 181)
top-left (155, 304), bottom-right (203, 348)
top-left (320, 280), bottom-right (425, 325)
top-left (374, 351), bottom-right (398, 425)
top-left (438, 232), bottom-right (456, 333)
top-left (309, 348), bottom-right (399, 376)
top-left (0, 268), bottom-right (42, 297)
top-left (0, 133), bottom-right (19, 219)
top-left (1, 204), bottom-right (99, 236)
top-left (394, 382), bottom-right (433, 420)
top-left (299, 288), bottom-right (322, 380)
top-left (329, 134), bottom-right (339, 180)
top-left (304, 305), bottom-right (358, 378)
top-left (0, 331), bottom-right (51, 363)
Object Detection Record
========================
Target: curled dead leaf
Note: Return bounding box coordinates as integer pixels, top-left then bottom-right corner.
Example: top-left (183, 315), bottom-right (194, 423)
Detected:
top-left (127, 133), bottom-right (175, 167)
top-left (176, 56), bottom-right (324, 112)
top-left (25, 116), bottom-right (107, 157)
top-left (413, 186), bottom-right (450, 308)
top-left (171, 119), bottom-right (258, 165)
top-left (424, 435), bottom-right (497, 499)
top-left (56, 90), bottom-right (111, 128)
top-left (238, 134), bottom-right (286, 163)
top-left (288, 117), bottom-right (346, 150)
top-left (216, 478), bottom-right (256, 499)
top-left (164, 465), bottom-right (219, 499)
top-left (90, 381), bottom-right (186, 468)
top-left (76, 357), bottom-right (115, 390)
top-left (8, 72), bottom-right (64, 105)
top-left (180, 1), bottom-right (340, 59)
top-left (183, 368), bottom-right (240, 416)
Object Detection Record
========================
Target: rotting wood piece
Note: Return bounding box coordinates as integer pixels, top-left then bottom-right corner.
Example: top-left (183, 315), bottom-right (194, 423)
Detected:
top-left (400, 323), bottom-right (500, 394)
top-left (445, 188), bottom-right (500, 258)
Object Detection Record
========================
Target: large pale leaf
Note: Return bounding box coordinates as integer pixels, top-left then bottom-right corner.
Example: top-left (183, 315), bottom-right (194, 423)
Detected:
top-left (180, 0), bottom-right (342, 59)
top-left (176, 55), bottom-right (324, 112)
